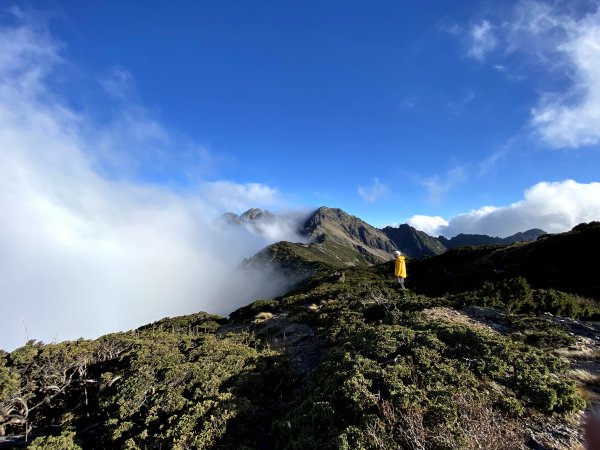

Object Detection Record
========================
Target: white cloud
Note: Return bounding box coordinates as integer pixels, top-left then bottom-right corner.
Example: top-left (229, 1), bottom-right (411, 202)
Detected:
top-left (419, 166), bottom-right (467, 204)
top-left (358, 178), bottom-right (390, 203)
top-left (406, 215), bottom-right (449, 235)
top-left (0, 11), bottom-right (295, 351)
top-left (467, 20), bottom-right (497, 61)
top-left (234, 210), bottom-right (311, 243)
top-left (201, 181), bottom-right (283, 211)
top-left (463, 1), bottom-right (600, 149)
top-left (408, 180), bottom-right (600, 237)
top-left (529, 8), bottom-right (600, 148)
top-left (247, 219), bottom-right (302, 242)
top-left (477, 134), bottom-right (525, 176)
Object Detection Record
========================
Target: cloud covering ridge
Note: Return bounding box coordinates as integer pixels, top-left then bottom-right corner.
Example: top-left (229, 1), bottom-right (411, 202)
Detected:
top-left (0, 10), bottom-right (300, 351)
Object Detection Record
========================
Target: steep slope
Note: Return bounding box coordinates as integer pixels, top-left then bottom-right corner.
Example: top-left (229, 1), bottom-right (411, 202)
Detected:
top-left (438, 228), bottom-right (546, 249)
top-left (243, 207), bottom-right (399, 277)
top-left (240, 208), bottom-right (400, 294)
top-left (301, 207), bottom-right (397, 263)
top-left (381, 223), bottom-right (447, 257)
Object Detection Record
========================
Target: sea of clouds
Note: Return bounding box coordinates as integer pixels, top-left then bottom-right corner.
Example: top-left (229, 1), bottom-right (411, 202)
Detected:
top-left (0, 10), bottom-right (308, 351)
top-left (408, 180), bottom-right (600, 237)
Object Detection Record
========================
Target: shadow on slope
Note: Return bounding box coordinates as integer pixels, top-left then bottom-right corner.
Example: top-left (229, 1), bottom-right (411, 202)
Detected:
top-left (409, 222), bottom-right (600, 301)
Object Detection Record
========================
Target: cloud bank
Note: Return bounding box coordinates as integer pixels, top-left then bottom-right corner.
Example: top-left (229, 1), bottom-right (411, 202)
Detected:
top-left (408, 180), bottom-right (600, 237)
top-left (0, 11), bottom-right (302, 351)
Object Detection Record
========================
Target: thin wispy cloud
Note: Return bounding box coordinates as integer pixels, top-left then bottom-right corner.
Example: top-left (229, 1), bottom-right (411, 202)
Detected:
top-left (460, 0), bottom-right (600, 149)
top-left (357, 178), bottom-right (390, 203)
top-left (478, 149), bottom-right (508, 177)
top-left (477, 134), bottom-right (527, 177)
top-left (440, 22), bottom-right (463, 36)
top-left (419, 166), bottom-right (467, 204)
top-left (399, 94), bottom-right (419, 110)
top-left (467, 20), bottom-right (497, 61)
top-left (99, 65), bottom-right (137, 101)
top-left (409, 179), bottom-right (600, 237)
top-left (448, 90), bottom-right (476, 114)
top-left (0, 10), bottom-right (299, 351)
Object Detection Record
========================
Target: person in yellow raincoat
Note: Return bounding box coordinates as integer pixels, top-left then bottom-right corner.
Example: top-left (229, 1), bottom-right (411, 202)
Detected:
top-left (394, 250), bottom-right (406, 289)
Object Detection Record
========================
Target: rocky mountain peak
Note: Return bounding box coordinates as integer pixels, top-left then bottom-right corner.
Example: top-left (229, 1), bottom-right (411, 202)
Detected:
top-left (230, 206), bottom-right (548, 272)
top-left (299, 206), bottom-right (397, 263)
top-left (240, 208), bottom-right (274, 222)
top-left (223, 208), bottom-right (275, 225)
top-left (302, 206), bottom-right (361, 237)
top-left (381, 224), bottom-right (447, 258)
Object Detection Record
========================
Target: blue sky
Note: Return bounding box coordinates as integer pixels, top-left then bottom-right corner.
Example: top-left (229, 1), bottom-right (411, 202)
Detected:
top-left (15, 0), bottom-right (598, 230)
top-left (2, 1), bottom-right (600, 348)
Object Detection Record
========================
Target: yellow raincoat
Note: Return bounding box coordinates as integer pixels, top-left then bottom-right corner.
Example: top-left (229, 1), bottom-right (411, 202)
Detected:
top-left (394, 255), bottom-right (407, 278)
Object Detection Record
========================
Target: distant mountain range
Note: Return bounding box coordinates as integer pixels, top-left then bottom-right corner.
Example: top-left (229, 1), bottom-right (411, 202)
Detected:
top-left (222, 207), bottom-right (550, 294)
top-left (437, 228), bottom-right (546, 249)
top-left (225, 205), bottom-right (546, 262)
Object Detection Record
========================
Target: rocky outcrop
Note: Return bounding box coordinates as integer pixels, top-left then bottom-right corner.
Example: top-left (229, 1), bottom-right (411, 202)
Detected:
top-left (301, 207), bottom-right (397, 263)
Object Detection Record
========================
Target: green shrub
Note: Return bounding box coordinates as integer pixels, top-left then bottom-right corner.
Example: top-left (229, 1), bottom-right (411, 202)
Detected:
top-left (449, 279), bottom-right (599, 319)
top-left (509, 317), bottom-right (576, 349)
top-left (29, 431), bottom-right (82, 450)
top-left (2, 263), bottom-right (589, 448)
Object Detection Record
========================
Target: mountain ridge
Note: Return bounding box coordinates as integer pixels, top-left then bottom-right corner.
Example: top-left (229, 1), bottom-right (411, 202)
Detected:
top-left (230, 207), bottom-right (546, 292)
top-left (381, 223), bottom-right (447, 257)
top-left (438, 228), bottom-right (546, 249)
top-left (225, 206), bottom-right (545, 259)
